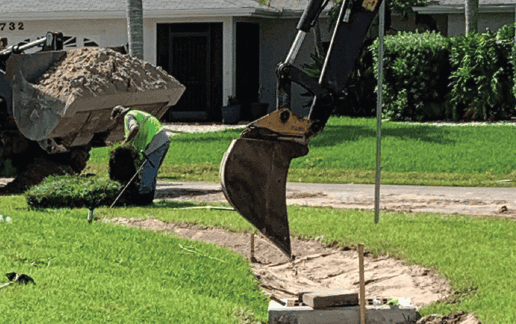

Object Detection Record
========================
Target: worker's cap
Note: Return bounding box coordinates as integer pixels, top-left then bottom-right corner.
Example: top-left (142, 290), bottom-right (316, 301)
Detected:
top-left (111, 105), bottom-right (130, 120)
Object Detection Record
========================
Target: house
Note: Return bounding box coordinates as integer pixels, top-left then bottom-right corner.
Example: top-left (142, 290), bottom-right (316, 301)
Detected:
top-left (3, 0), bottom-right (509, 123)
top-left (0, 0), bottom-right (333, 122)
top-left (393, 0), bottom-right (516, 36)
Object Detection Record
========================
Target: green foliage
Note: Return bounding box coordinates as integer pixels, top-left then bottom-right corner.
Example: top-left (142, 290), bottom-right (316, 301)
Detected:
top-left (496, 22), bottom-right (515, 44)
top-left (0, 158), bottom-right (17, 177)
top-left (496, 23), bottom-right (516, 101)
top-left (25, 174), bottom-right (121, 209)
top-left (372, 31), bottom-right (451, 121)
top-left (372, 27), bottom-right (516, 122)
top-left (446, 31), bottom-right (515, 121)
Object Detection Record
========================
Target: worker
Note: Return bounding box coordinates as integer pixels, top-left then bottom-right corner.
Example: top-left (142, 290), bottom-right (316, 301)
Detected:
top-left (111, 105), bottom-right (170, 203)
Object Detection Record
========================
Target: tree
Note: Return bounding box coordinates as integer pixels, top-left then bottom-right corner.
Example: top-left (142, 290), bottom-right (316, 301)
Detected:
top-left (126, 0), bottom-right (144, 59)
top-left (465, 0), bottom-right (479, 33)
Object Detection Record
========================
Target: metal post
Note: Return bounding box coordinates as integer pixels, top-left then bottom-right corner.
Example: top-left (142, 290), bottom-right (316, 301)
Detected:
top-left (374, 0), bottom-right (385, 224)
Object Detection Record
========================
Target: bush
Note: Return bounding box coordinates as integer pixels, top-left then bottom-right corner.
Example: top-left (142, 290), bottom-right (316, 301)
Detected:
top-left (25, 174), bottom-right (122, 209)
top-left (496, 23), bottom-right (516, 102)
top-left (446, 31), bottom-right (515, 121)
top-left (372, 31), bottom-right (451, 121)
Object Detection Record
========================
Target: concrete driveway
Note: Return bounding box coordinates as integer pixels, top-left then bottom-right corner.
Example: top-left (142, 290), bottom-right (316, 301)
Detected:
top-left (156, 181), bottom-right (516, 218)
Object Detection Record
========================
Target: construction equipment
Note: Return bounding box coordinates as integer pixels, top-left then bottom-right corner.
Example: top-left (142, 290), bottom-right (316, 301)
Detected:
top-left (221, 0), bottom-right (384, 257)
top-left (0, 32), bottom-right (185, 193)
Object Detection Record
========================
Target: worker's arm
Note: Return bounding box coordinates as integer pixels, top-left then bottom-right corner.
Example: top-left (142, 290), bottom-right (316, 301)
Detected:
top-left (122, 116), bottom-right (140, 145)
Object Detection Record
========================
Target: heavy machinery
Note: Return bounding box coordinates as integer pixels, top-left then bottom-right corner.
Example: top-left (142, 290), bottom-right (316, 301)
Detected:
top-left (0, 32), bottom-right (185, 193)
top-left (221, 0), bottom-right (384, 257)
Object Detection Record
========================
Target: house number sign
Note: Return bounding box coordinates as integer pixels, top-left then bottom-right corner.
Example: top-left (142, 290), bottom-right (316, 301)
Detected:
top-left (0, 22), bottom-right (24, 31)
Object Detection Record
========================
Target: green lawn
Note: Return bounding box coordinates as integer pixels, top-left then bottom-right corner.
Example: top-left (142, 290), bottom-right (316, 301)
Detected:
top-left (85, 117), bottom-right (516, 187)
top-left (2, 194), bottom-right (516, 323)
top-left (0, 196), bottom-right (267, 324)
top-left (99, 200), bottom-right (515, 324)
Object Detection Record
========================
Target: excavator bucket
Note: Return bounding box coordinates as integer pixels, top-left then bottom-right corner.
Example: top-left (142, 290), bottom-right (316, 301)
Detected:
top-left (4, 49), bottom-right (185, 147)
top-left (220, 137), bottom-right (308, 257)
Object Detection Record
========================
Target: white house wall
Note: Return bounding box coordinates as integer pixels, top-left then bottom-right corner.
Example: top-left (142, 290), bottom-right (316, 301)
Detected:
top-left (447, 12), bottom-right (515, 36)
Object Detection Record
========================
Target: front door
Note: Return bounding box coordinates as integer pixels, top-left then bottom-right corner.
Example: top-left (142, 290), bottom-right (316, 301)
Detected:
top-left (168, 31), bottom-right (210, 121)
top-left (157, 23), bottom-right (223, 122)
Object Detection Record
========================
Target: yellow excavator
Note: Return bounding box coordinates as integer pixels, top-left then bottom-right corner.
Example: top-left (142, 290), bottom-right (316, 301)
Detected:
top-left (221, 0), bottom-right (384, 257)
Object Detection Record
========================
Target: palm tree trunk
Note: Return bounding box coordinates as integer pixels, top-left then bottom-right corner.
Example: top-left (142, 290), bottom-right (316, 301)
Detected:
top-left (465, 0), bottom-right (478, 34)
top-left (127, 0), bottom-right (144, 59)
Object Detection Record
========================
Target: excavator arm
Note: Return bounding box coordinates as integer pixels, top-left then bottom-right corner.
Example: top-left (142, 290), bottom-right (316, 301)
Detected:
top-left (221, 0), bottom-right (384, 257)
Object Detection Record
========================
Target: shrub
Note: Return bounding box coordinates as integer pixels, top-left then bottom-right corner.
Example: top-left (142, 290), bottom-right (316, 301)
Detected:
top-left (25, 174), bottom-right (122, 209)
top-left (446, 31), bottom-right (515, 121)
top-left (372, 31), bottom-right (451, 121)
top-left (496, 23), bottom-right (516, 102)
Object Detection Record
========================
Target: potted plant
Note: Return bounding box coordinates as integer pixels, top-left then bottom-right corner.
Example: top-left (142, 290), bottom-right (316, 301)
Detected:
top-left (221, 96), bottom-right (241, 124)
top-left (250, 85), bottom-right (270, 120)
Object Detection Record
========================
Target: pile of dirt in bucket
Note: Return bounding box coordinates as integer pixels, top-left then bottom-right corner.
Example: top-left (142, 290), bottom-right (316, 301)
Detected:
top-left (33, 47), bottom-right (182, 99)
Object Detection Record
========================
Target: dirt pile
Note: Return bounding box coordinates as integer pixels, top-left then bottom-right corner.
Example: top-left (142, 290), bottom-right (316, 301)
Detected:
top-left (33, 47), bottom-right (181, 99)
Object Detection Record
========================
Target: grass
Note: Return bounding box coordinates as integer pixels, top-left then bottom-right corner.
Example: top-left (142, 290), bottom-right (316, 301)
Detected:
top-left (96, 199), bottom-right (516, 324)
top-left (2, 194), bottom-right (516, 323)
top-left (85, 117), bottom-right (516, 187)
top-left (0, 196), bottom-right (268, 324)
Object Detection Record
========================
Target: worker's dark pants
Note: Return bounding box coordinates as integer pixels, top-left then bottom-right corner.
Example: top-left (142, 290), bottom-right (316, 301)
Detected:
top-left (139, 139), bottom-right (170, 196)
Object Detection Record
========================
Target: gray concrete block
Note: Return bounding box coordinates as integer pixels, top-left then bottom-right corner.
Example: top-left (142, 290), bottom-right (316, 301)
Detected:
top-left (300, 288), bottom-right (358, 308)
top-left (269, 297), bottom-right (419, 324)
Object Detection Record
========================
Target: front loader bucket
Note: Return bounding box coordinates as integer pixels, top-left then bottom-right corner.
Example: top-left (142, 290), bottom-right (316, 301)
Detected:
top-left (5, 50), bottom-right (185, 146)
top-left (220, 138), bottom-right (308, 257)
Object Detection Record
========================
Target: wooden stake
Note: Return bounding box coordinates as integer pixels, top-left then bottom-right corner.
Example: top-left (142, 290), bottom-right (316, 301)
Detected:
top-left (359, 244), bottom-right (366, 324)
top-left (250, 233), bottom-right (255, 262)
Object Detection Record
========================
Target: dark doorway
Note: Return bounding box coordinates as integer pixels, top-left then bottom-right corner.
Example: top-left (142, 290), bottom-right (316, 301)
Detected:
top-left (236, 22), bottom-right (260, 121)
top-left (157, 23), bottom-right (223, 122)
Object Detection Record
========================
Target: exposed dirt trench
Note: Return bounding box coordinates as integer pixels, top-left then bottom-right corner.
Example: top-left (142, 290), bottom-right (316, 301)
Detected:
top-left (107, 217), bottom-right (479, 324)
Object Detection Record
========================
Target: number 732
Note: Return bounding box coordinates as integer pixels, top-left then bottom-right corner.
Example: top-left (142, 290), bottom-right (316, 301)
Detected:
top-left (0, 22), bottom-right (25, 31)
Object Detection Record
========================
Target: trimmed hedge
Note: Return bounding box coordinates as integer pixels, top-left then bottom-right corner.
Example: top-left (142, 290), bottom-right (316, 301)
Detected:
top-left (369, 25), bottom-right (516, 122)
top-left (372, 31), bottom-right (450, 121)
top-left (25, 175), bottom-right (122, 209)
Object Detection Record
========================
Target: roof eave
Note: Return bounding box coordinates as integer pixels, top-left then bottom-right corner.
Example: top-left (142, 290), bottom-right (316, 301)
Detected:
top-left (0, 8), bottom-right (291, 21)
top-left (0, 7), bottom-right (329, 21)
top-left (414, 3), bottom-right (516, 14)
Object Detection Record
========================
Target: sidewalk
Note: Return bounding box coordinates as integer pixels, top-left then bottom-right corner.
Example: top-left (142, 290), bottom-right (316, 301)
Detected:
top-left (156, 181), bottom-right (516, 218)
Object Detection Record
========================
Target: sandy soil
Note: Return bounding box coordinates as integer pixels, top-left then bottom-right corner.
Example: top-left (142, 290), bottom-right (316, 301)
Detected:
top-left (106, 217), bottom-right (480, 323)
top-left (109, 217), bottom-right (450, 307)
top-left (34, 47), bottom-right (181, 99)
